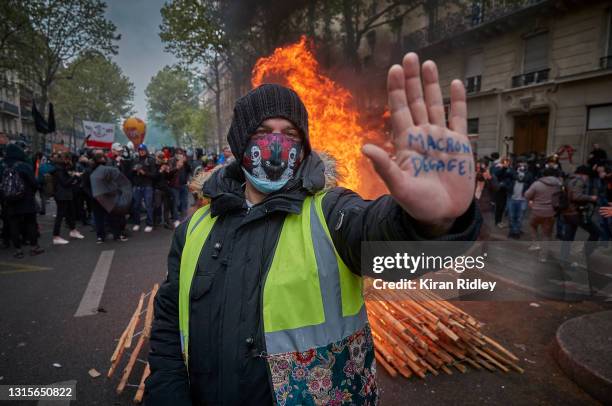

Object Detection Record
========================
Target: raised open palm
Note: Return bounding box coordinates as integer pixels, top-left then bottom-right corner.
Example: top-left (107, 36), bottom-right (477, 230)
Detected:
top-left (363, 53), bottom-right (475, 227)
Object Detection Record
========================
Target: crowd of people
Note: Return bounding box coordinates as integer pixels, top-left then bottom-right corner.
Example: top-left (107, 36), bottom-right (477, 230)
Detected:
top-left (1, 136), bottom-right (610, 262)
top-left (475, 143), bottom-right (612, 261)
top-left (0, 141), bottom-right (233, 258)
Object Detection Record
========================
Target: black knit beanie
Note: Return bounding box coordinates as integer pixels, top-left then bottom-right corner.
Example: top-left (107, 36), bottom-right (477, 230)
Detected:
top-left (227, 84), bottom-right (310, 162)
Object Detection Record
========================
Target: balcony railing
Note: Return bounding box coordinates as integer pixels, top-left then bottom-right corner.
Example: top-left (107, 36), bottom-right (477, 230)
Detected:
top-left (600, 56), bottom-right (612, 69)
top-left (465, 75), bottom-right (482, 94)
top-left (511, 69), bottom-right (550, 88)
top-left (0, 100), bottom-right (20, 117)
top-left (403, 0), bottom-right (548, 51)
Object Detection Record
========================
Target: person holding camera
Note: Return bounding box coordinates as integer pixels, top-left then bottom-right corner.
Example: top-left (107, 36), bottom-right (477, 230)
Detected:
top-left (154, 151), bottom-right (173, 229)
top-left (131, 144), bottom-right (156, 233)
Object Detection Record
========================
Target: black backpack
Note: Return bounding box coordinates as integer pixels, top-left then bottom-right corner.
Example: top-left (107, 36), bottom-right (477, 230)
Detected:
top-left (1, 165), bottom-right (26, 200)
top-left (551, 181), bottom-right (570, 213)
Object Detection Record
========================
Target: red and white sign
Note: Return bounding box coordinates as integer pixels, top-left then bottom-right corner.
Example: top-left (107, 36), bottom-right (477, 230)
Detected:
top-left (83, 120), bottom-right (115, 148)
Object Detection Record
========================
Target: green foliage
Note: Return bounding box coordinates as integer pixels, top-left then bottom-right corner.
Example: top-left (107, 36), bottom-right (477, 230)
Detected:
top-left (12, 0), bottom-right (120, 97)
top-left (145, 66), bottom-right (194, 130)
top-left (0, 1), bottom-right (36, 70)
top-left (159, 0), bottom-right (226, 66)
top-left (183, 105), bottom-right (214, 147)
top-left (145, 122), bottom-right (176, 148)
top-left (49, 53), bottom-right (134, 130)
top-left (145, 65), bottom-right (212, 147)
top-left (1, 0), bottom-right (120, 151)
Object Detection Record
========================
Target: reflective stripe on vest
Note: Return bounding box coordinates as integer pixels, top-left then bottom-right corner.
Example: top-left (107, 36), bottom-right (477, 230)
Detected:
top-left (263, 192), bottom-right (366, 354)
top-left (178, 192), bottom-right (365, 367)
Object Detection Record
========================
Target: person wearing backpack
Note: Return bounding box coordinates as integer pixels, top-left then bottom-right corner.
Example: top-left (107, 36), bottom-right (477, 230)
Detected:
top-left (524, 167), bottom-right (562, 251)
top-left (52, 152), bottom-right (85, 245)
top-left (561, 165), bottom-right (600, 259)
top-left (0, 143), bottom-right (44, 258)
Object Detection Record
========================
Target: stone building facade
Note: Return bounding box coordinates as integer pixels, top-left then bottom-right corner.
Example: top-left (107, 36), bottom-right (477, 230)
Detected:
top-left (400, 0), bottom-right (612, 165)
top-left (0, 69), bottom-right (39, 145)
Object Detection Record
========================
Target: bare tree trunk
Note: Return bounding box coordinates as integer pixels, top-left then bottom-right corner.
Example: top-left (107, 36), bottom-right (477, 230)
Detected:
top-left (213, 58), bottom-right (223, 153)
top-left (342, 0), bottom-right (361, 72)
top-left (307, 1), bottom-right (316, 38)
top-left (322, 1), bottom-right (333, 67)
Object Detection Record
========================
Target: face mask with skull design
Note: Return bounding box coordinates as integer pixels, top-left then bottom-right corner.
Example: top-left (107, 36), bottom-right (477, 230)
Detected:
top-left (241, 132), bottom-right (303, 194)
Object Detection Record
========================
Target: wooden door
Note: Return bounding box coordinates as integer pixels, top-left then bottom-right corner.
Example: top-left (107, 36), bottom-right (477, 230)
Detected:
top-left (513, 113), bottom-right (548, 155)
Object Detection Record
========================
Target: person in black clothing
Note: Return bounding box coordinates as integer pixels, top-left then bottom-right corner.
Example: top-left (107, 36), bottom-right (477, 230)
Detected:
top-left (491, 157), bottom-right (513, 228)
top-left (52, 152), bottom-right (85, 245)
top-left (74, 154), bottom-right (92, 226)
top-left (0, 144), bottom-right (44, 258)
top-left (587, 143), bottom-right (608, 167)
top-left (153, 151), bottom-right (173, 229)
top-left (131, 144), bottom-right (156, 232)
top-left (561, 165), bottom-right (600, 259)
top-left (168, 148), bottom-right (191, 227)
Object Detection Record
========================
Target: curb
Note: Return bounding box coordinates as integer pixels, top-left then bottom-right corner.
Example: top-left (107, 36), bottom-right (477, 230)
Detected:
top-left (553, 311), bottom-right (612, 404)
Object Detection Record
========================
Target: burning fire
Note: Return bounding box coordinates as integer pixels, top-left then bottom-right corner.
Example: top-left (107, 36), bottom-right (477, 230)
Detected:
top-left (252, 36), bottom-right (382, 195)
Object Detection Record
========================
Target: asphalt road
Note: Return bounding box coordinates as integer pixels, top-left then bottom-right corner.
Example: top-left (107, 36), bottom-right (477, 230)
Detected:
top-left (0, 213), bottom-right (609, 405)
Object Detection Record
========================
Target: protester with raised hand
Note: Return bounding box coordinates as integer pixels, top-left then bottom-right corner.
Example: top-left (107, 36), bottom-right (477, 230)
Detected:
top-left (146, 53), bottom-right (480, 405)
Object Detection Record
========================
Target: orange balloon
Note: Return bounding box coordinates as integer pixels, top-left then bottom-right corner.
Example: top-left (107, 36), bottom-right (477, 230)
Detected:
top-left (122, 117), bottom-right (146, 146)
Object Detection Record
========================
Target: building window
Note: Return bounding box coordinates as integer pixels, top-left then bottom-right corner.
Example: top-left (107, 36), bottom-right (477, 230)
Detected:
top-left (587, 104), bottom-right (612, 130)
top-left (465, 52), bottom-right (483, 94)
top-left (468, 118), bottom-right (479, 135)
top-left (523, 32), bottom-right (549, 73)
top-left (512, 31), bottom-right (550, 87)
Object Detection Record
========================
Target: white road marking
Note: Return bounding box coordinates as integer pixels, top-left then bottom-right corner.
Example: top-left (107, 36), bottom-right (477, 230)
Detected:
top-left (37, 379), bottom-right (76, 405)
top-left (74, 250), bottom-right (114, 317)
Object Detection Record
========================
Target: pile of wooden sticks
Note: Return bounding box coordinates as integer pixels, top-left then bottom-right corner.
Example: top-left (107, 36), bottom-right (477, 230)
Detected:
top-left (109, 282), bottom-right (520, 400)
top-left (366, 289), bottom-right (523, 379)
top-left (107, 284), bottom-right (159, 403)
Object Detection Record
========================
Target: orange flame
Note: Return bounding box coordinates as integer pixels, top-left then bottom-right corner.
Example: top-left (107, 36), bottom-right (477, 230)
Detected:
top-left (252, 36), bottom-right (379, 194)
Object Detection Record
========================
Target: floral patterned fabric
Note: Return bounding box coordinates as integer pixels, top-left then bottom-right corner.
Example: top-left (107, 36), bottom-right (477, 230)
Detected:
top-left (267, 325), bottom-right (379, 406)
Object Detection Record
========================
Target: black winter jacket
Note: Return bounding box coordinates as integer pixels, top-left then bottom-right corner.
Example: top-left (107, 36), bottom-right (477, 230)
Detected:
top-left (53, 163), bottom-right (78, 201)
top-left (132, 155), bottom-right (156, 187)
top-left (145, 153), bottom-right (481, 406)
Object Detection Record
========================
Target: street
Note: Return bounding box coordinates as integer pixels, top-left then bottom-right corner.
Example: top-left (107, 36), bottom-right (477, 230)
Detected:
top-left (0, 213), bottom-right (609, 405)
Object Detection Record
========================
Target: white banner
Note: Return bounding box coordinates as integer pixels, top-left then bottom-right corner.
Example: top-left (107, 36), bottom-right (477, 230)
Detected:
top-left (83, 120), bottom-right (115, 148)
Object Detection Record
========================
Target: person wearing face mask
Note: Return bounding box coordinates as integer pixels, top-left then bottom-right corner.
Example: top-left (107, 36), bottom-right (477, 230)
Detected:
top-left (507, 161), bottom-right (533, 239)
top-left (146, 56), bottom-right (482, 405)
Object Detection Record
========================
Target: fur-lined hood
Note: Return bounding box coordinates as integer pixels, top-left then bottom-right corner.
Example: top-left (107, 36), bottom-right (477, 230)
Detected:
top-left (190, 150), bottom-right (340, 203)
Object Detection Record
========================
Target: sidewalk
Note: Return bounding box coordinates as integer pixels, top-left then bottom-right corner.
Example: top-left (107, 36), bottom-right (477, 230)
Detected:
top-left (479, 209), bottom-right (612, 301)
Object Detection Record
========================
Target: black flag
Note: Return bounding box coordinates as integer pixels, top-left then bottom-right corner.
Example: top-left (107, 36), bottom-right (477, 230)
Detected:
top-left (32, 101), bottom-right (56, 134)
